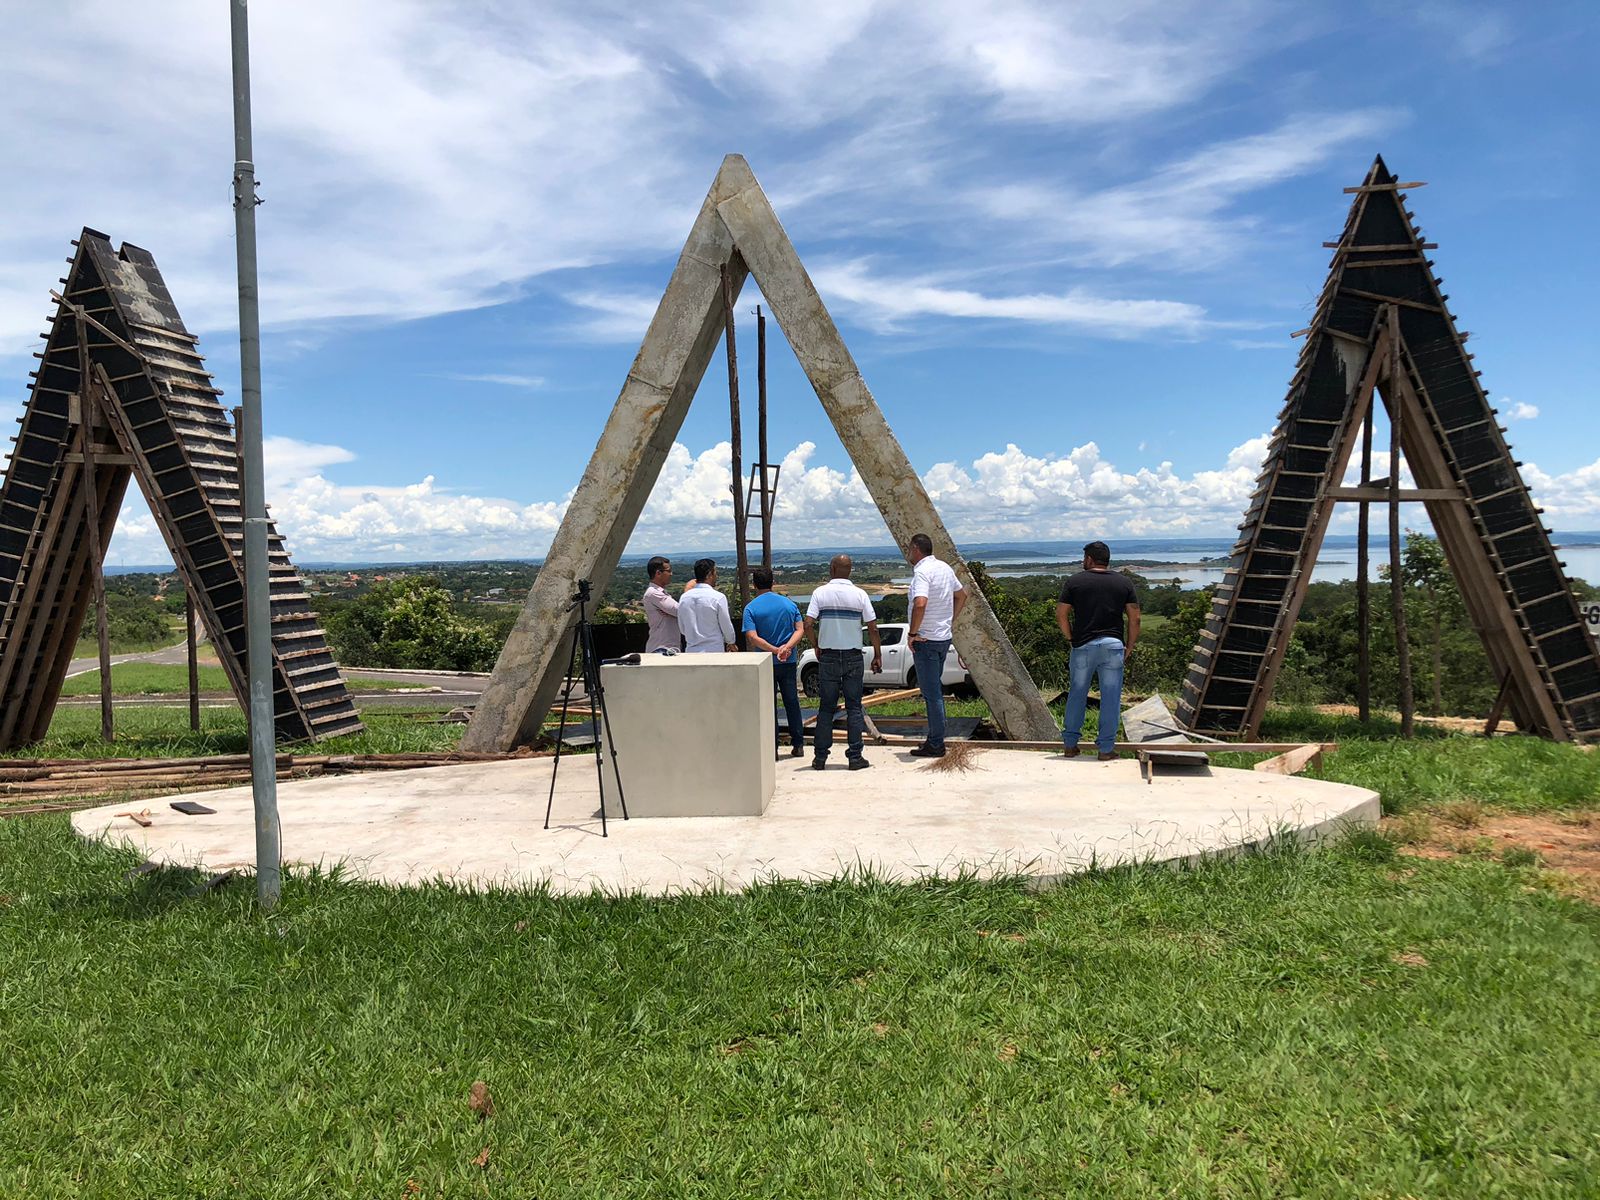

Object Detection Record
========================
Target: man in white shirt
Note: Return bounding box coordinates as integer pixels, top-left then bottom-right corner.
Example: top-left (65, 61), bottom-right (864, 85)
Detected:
top-left (676, 558), bottom-right (736, 653)
top-left (803, 554), bottom-right (881, 770)
top-left (642, 555), bottom-right (681, 652)
top-left (906, 532), bottom-right (967, 759)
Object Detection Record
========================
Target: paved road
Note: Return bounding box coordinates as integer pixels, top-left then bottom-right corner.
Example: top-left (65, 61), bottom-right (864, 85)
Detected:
top-left (65, 638), bottom-right (204, 678)
top-left (342, 667), bottom-right (489, 694)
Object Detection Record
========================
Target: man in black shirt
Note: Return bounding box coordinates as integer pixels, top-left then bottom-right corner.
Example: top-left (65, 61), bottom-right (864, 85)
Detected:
top-left (1056, 541), bottom-right (1141, 760)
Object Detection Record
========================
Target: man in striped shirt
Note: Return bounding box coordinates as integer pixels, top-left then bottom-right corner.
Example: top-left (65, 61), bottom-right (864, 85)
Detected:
top-left (803, 555), bottom-right (881, 771)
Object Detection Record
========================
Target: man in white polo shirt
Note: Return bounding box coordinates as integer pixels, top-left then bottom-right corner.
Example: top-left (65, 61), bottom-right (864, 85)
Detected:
top-left (906, 532), bottom-right (967, 759)
top-left (803, 554), bottom-right (881, 771)
top-left (676, 558), bottom-right (736, 653)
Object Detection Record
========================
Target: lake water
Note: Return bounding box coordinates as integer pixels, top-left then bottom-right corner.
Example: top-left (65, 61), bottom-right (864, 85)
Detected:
top-left (891, 536), bottom-right (1600, 592)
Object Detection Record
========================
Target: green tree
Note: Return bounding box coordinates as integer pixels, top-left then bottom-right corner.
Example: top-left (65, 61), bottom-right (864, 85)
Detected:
top-left (1402, 530), bottom-right (1453, 716)
top-left (1126, 588), bottom-right (1211, 695)
top-left (81, 592), bottom-right (169, 650)
top-left (324, 576), bottom-right (501, 671)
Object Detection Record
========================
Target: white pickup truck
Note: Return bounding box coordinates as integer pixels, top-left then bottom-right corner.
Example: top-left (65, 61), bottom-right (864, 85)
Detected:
top-left (797, 623), bottom-right (972, 697)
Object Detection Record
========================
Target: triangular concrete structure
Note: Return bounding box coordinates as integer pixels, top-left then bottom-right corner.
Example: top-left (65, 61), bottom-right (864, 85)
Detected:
top-left (1178, 158), bottom-right (1600, 742)
top-left (0, 230), bottom-right (363, 748)
top-left (463, 156), bottom-right (1057, 751)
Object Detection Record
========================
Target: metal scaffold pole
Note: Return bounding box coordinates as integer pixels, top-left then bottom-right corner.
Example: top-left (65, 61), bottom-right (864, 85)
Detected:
top-left (228, 0), bottom-right (281, 909)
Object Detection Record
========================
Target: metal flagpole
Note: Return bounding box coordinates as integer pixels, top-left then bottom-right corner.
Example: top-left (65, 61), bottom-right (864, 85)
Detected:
top-left (228, 0), bottom-right (281, 909)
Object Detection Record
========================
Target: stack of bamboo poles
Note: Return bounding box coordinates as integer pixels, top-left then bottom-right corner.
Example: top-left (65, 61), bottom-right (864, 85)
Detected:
top-left (0, 750), bottom-right (527, 816)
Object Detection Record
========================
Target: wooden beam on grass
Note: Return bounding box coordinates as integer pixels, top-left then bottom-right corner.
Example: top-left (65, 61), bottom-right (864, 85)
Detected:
top-left (1252, 744), bottom-right (1324, 776)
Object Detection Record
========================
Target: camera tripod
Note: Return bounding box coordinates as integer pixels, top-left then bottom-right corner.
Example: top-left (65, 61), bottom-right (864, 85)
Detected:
top-left (544, 579), bottom-right (630, 836)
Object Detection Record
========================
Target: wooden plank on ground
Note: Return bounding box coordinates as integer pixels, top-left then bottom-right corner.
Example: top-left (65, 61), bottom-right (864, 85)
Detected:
top-left (871, 736), bottom-right (1336, 755)
top-left (1251, 744), bottom-right (1324, 776)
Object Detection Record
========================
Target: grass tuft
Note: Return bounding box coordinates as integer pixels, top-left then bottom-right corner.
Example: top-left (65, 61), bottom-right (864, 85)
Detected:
top-left (920, 741), bottom-right (983, 773)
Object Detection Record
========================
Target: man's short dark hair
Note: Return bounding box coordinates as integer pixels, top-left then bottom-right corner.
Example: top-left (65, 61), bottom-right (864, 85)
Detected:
top-left (910, 533), bottom-right (933, 556)
top-left (753, 567), bottom-right (775, 591)
top-left (694, 557), bottom-right (716, 583)
top-left (646, 555), bottom-right (670, 580)
top-left (1084, 541), bottom-right (1111, 566)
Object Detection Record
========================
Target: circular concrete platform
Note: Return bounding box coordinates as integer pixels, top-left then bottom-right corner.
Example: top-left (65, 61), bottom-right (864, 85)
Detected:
top-left (71, 751), bottom-right (1378, 896)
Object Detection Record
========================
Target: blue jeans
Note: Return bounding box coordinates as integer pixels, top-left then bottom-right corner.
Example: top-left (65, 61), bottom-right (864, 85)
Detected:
top-left (773, 659), bottom-right (803, 751)
top-left (1062, 637), bottom-right (1125, 755)
top-left (912, 638), bottom-right (951, 750)
top-left (815, 650), bottom-right (865, 761)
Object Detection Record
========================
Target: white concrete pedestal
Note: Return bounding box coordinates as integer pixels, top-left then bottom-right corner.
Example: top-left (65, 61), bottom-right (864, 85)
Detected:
top-left (598, 652), bottom-right (776, 817)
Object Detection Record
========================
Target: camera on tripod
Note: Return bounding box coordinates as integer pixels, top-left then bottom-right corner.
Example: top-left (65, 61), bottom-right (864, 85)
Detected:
top-left (545, 576), bottom-right (629, 836)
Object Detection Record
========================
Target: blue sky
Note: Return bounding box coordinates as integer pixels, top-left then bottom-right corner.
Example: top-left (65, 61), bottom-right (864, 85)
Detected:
top-left (2, 0), bottom-right (1597, 564)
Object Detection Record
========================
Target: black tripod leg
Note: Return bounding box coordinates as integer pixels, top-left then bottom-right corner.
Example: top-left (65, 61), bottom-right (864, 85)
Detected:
top-left (544, 622), bottom-right (583, 830)
top-left (587, 628), bottom-right (629, 822)
top-left (580, 622), bottom-right (609, 837)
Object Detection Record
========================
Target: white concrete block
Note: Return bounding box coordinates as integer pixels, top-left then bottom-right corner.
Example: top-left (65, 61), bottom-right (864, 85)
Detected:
top-left (598, 652), bottom-right (776, 817)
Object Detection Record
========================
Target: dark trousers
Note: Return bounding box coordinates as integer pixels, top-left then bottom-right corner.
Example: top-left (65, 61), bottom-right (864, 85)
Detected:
top-left (912, 638), bottom-right (951, 750)
top-left (815, 650), bottom-right (865, 761)
top-left (773, 660), bottom-right (803, 751)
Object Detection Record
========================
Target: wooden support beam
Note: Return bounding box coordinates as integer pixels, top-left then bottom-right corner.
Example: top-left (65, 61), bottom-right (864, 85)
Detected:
top-left (755, 304), bottom-right (772, 571)
top-left (722, 264), bottom-right (750, 607)
top-left (187, 592), bottom-right (201, 733)
top-left (1252, 744), bottom-right (1324, 776)
top-left (70, 309), bottom-right (116, 747)
top-left (1483, 672), bottom-right (1513, 737)
top-left (1327, 486), bottom-right (1464, 503)
top-left (1343, 182), bottom-right (1426, 192)
top-left (871, 736), bottom-right (1338, 756)
top-left (1340, 287), bottom-right (1445, 313)
top-left (1386, 308), bottom-right (1415, 739)
top-left (1357, 408), bottom-right (1372, 723)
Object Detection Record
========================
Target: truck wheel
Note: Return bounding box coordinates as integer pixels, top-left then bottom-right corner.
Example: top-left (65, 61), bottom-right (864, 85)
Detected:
top-left (801, 664), bottom-right (820, 697)
top-left (904, 666), bottom-right (917, 688)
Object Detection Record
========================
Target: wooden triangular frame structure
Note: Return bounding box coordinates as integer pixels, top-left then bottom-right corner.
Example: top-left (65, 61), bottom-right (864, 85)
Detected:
top-left (0, 230), bottom-right (363, 748)
top-left (1177, 158), bottom-right (1600, 742)
top-left (463, 156), bottom-right (1057, 751)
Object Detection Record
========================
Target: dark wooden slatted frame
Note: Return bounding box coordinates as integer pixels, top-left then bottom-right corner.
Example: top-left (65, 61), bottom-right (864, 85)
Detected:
top-left (1179, 157), bottom-right (1600, 742)
top-left (0, 231), bottom-right (363, 749)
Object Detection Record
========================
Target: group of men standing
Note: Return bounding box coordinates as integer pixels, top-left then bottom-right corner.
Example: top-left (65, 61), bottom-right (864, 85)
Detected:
top-left (638, 534), bottom-right (966, 770)
top-left (639, 536), bottom-right (1141, 767)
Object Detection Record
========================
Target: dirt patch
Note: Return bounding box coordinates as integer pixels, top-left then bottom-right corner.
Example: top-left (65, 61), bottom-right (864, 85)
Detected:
top-left (1318, 703), bottom-right (1518, 735)
top-left (1390, 810), bottom-right (1600, 902)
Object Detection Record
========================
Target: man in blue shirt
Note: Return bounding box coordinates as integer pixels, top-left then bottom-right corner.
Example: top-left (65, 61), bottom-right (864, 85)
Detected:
top-left (741, 567), bottom-right (806, 757)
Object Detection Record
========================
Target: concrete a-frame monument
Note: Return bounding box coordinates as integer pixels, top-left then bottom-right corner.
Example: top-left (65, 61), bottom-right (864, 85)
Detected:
top-left (462, 156), bottom-right (1057, 752)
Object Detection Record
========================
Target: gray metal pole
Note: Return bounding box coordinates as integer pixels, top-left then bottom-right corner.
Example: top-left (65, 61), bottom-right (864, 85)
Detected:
top-left (229, 0), bottom-right (281, 909)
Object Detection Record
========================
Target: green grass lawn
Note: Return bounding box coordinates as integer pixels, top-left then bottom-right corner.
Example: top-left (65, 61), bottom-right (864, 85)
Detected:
top-left (0, 820), bottom-right (1595, 1196)
top-left (60, 662), bottom-right (426, 698)
top-left (59, 661), bottom-right (234, 697)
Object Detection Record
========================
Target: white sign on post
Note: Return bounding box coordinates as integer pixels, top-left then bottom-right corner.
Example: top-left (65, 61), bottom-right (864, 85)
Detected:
top-left (1581, 600), bottom-right (1600, 644)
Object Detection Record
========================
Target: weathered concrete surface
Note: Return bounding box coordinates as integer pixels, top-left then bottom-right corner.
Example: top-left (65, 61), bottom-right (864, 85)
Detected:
top-left (72, 752), bottom-right (1379, 896)
top-left (715, 164), bottom-right (1056, 740)
top-left (599, 653), bottom-right (776, 816)
top-left (461, 160), bottom-right (749, 751)
top-left (464, 155), bottom-right (1058, 750)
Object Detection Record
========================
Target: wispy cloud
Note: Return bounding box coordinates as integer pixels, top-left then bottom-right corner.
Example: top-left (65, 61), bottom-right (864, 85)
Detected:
top-left (0, 0), bottom-right (1330, 357)
top-left (811, 260), bottom-right (1219, 338)
top-left (971, 110), bottom-right (1401, 268)
top-left (1507, 400), bottom-right (1540, 420)
top-left (562, 290), bottom-right (662, 342)
top-left (441, 373), bottom-right (547, 389)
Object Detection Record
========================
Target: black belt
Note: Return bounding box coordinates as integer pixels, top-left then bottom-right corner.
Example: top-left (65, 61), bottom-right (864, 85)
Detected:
top-left (818, 648), bottom-right (860, 656)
